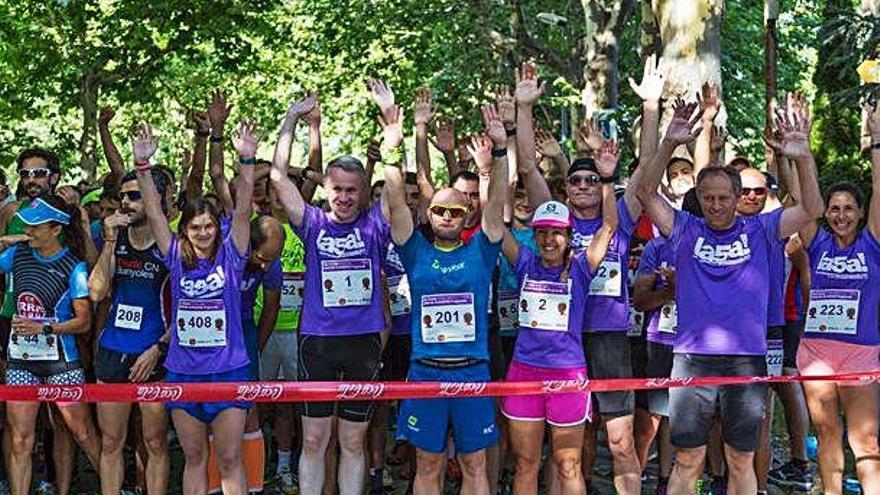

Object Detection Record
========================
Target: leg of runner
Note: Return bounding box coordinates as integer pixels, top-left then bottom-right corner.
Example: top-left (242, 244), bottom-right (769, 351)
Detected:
top-left (773, 381), bottom-right (809, 462)
top-left (97, 401), bottom-right (133, 495)
top-left (605, 415), bottom-right (640, 495)
top-left (299, 417), bottom-right (332, 495)
top-left (633, 409), bottom-right (660, 470)
top-left (322, 420), bottom-right (338, 495)
top-left (550, 425), bottom-right (585, 495)
top-left (667, 446), bottom-right (707, 495)
top-left (139, 403), bottom-right (169, 495)
top-left (458, 450), bottom-right (490, 495)
top-left (172, 409), bottom-right (211, 495)
top-left (840, 384), bottom-right (880, 494)
top-left (6, 402), bottom-right (40, 495)
top-left (802, 381), bottom-right (844, 495)
top-left (367, 401), bottom-right (390, 494)
top-left (508, 419), bottom-right (544, 494)
top-left (580, 422), bottom-right (597, 491)
top-left (754, 393), bottom-right (773, 493)
top-left (723, 444), bottom-right (756, 495)
top-left (54, 404), bottom-right (101, 470)
top-left (337, 419), bottom-right (369, 495)
top-left (49, 410), bottom-right (75, 495)
top-left (212, 408), bottom-right (249, 495)
top-left (413, 450), bottom-right (444, 495)
top-left (657, 420), bottom-right (673, 486)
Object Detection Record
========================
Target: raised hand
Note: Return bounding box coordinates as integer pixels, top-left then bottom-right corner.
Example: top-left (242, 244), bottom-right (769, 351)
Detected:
top-left (133, 122), bottom-right (158, 163)
top-left (595, 138), bottom-right (620, 179)
top-left (866, 102), bottom-right (880, 140)
top-left (191, 110), bottom-right (210, 135)
top-left (495, 86), bottom-right (516, 129)
top-left (697, 82), bottom-right (722, 123)
top-left (98, 106), bottom-right (116, 127)
top-left (303, 92), bottom-right (321, 127)
top-left (628, 54), bottom-right (665, 103)
top-left (103, 211), bottom-right (132, 237)
top-left (482, 104), bottom-right (507, 148)
top-left (765, 92), bottom-right (812, 159)
top-left (710, 125), bottom-right (728, 154)
top-left (515, 61), bottom-right (546, 106)
top-left (431, 117), bottom-right (456, 154)
top-left (575, 117), bottom-right (603, 154)
top-left (467, 134), bottom-right (494, 170)
top-left (368, 78), bottom-right (396, 124)
top-left (207, 89), bottom-right (233, 131)
top-left (536, 129), bottom-right (564, 159)
top-left (413, 87), bottom-right (435, 127)
top-left (378, 106), bottom-right (405, 149)
top-left (664, 99), bottom-right (703, 145)
top-left (288, 91), bottom-right (318, 120)
top-left (232, 120), bottom-right (260, 159)
top-left (366, 139), bottom-right (382, 163)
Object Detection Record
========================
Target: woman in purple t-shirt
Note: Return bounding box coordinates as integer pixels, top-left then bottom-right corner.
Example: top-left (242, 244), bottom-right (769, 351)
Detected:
top-left (133, 121), bottom-right (257, 495)
top-left (797, 164), bottom-right (880, 494)
top-left (499, 136), bottom-right (618, 495)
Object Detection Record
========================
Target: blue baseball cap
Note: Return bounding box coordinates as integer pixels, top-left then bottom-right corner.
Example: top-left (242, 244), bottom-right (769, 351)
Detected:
top-left (15, 198), bottom-right (71, 226)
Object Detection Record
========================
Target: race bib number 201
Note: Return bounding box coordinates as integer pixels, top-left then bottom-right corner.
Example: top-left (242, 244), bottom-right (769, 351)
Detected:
top-left (420, 293), bottom-right (476, 343)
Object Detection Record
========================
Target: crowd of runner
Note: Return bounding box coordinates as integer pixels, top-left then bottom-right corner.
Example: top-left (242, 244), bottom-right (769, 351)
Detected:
top-left (0, 58), bottom-right (876, 495)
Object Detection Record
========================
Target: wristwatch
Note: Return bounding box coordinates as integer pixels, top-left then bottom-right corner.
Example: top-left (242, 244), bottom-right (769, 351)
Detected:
top-left (42, 324), bottom-right (53, 335)
top-left (156, 341), bottom-right (169, 355)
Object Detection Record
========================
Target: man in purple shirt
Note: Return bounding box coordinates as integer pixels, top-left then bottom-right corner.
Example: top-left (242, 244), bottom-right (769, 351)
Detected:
top-left (637, 97), bottom-right (824, 495)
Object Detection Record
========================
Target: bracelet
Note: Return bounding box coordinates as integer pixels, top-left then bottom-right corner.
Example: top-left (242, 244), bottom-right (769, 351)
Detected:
top-left (505, 127), bottom-right (517, 137)
top-left (491, 147), bottom-right (507, 158)
top-left (134, 161), bottom-right (151, 171)
top-left (196, 130), bottom-right (210, 138)
top-left (239, 157), bottom-right (256, 166)
top-left (210, 135), bottom-right (224, 143)
top-left (600, 176), bottom-right (615, 184)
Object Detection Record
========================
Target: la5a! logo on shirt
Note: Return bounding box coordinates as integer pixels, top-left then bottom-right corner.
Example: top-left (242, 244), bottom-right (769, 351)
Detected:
top-left (816, 251), bottom-right (868, 279)
top-left (693, 234), bottom-right (751, 266)
top-left (180, 266), bottom-right (226, 298)
top-left (316, 229), bottom-right (366, 257)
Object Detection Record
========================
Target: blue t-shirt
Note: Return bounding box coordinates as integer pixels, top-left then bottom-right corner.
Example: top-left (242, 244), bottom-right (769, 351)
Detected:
top-left (0, 245), bottom-right (89, 362)
top-left (398, 230), bottom-right (501, 361)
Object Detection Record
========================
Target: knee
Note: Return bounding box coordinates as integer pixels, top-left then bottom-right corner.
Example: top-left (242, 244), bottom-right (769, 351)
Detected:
top-left (100, 431), bottom-right (126, 455)
top-left (848, 430), bottom-right (880, 457)
top-left (9, 429), bottom-right (34, 457)
top-left (415, 452), bottom-right (444, 479)
top-left (301, 429), bottom-right (329, 455)
top-left (67, 421), bottom-right (96, 446)
top-left (514, 451), bottom-right (541, 477)
top-left (180, 442), bottom-right (208, 466)
top-left (674, 449), bottom-right (705, 470)
top-left (813, 416), bottom-right (842, 439)
top-left (606, 427), bottom-right (635, 456)
top-left (459, 453), bottom-right (487, 480)
top-left (215, 443), bottom-right (243, 472)
top-left (553, 454), bottom-right (582, 482)
top-left (338, 431), bottom-right (365, 456)
top-left (724, 448), bottom-right (755, 473)
top-left (143, 431), bottom-right (168, 457)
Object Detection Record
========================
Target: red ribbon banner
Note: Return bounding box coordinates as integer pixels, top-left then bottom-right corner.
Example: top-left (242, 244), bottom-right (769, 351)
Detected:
top-left (1, 371), bottom-right (877, 403)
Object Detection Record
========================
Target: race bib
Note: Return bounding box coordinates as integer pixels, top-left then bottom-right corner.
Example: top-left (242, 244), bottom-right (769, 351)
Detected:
top-left (281, 272), bottom-right (305, 311)
top-left (766, 340), bottom-right (784, 377)
top-left (387, 274), bottom-right (412, 317)
top-left (114, 303), bottom-right (144, 331)
top-left (321, 259), bottom-right (373, 307)
top-left (589, 254), bottom-right (623, 297)
top-left (805, 289), bottom-right (859, 335)
top-left (420, 293), bottom-right (475, 343)
top-left (176, 299), bottom-right (227, 348)
top-left (627, 306), bottom-right (644, 337)
top-left (8, 318), bottom-right (59, 361)
top-left (658, 301), bottom-right (678, 334)
top-left (498, 290), bottom-right (519, 334)
top-left (518, 278), bottom-right (571, 332)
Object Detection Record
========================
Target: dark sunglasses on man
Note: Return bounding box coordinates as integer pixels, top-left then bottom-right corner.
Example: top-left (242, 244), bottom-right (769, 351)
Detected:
top-left (428, 203), bottom-right (469, 219)
top-left (119, 190), bottom-right (143, 202)
top-left (567, 174), bottom-right (601, 187)
top-left (741, 187), bottom-right (767, 197)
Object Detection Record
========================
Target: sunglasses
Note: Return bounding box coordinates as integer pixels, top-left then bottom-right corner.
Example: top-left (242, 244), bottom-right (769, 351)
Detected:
top-left (567, 174), bottom-right (600, 186)
top-left (741, 187), bottom-right (767, 197)
top-left (429, 204), bottom-right (469, 219)
top-left (119, 190), bottom-right (142, 202)
top-left (18, 168), bottom-right (51, 179)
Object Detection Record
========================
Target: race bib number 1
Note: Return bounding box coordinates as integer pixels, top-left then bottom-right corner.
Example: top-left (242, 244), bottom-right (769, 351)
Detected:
top-left (114, 303), bottom-right (144, 331)
top-left (281, 272), bottom-right (305, 311)
top-left (176, 299), bottom-right (227, 348)
top-left (805, 289), bottom-right (859, 335)
top-left (589, 254), bottom-right (623, 297)
top-left (420, 293), bottom-right (476, 343)
top-left (321, 259), bottom-right (373, 308)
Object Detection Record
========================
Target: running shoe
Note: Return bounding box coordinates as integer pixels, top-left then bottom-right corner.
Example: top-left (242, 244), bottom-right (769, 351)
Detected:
top-left (34, 480), bottom-right (55, 495)
top-left (768, 460), bottom-right (813, 491)
top-left (274, 466), bottom-right (297, 495)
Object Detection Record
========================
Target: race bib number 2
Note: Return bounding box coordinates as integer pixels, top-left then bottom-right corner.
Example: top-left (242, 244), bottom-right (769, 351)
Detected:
top-left (420, 293), bottom-right (476, 343)
top-left (518, 279), bottom-right (571, 332)
top-left (176, 299), bottom-right (227, 348)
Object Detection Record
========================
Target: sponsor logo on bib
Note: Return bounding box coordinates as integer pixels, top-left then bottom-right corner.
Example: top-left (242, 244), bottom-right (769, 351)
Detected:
top-left (816, 251), bottom-right (869, 279)
top-left (693, 234), bottom-right (751, 266)
top-left (316, 228), bottom-right (366, 257)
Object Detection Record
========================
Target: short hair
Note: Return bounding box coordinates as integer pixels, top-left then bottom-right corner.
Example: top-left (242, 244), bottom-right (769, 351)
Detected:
top-left (823, 182), bottom-right (863, 208)
top-left (121, 169), bottom-right (170, 213)
top-left (371, 180), bottom-right (385, 190)
top-left (682, 188), bottom-right (704, 217)
top-left (405, 172), bottom-right (418, 185)
top-left (327, 156), bottom-right (365, 176)
top-left (696, 166), bottom-right (742, 198)
top-left (250, 215), bottom-right (285, 250)
top-left (450, 170), bottom-right (479, 187)
top-left (666, 157), bottom-right (694, 174)
top-left (17, 148), bottom-right (60, 174)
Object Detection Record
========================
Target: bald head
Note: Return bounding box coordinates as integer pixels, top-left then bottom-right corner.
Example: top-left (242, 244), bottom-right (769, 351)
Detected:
top-left (432, 187), bottom-right (469, 208)
top-left (249, 215), bottom-right (285, 271)
top-left (429, 188), bottom-right (471, 242)
top-left (737, 167), bottom-right (768, 216)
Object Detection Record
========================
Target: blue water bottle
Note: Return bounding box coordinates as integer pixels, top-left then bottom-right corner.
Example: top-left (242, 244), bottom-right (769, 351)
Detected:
top-left (806, 435), bottom-right (818, 461)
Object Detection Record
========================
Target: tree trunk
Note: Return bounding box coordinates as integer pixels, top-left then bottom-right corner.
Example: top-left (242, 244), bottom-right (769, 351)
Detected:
top-left (764, 0), bottom-right (779, 175)
top-left (78, 73), bottom-right (99, 181)
top-left (639, 0), bottom-right (661, 60)
top-left (653, 0), bottom-right (724, 99)
top-left (580, 0), bottom-right (637, 117)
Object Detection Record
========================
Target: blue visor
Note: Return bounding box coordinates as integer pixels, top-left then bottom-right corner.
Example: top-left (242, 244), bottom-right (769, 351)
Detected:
top-left (15, 198), bottom-right (71, 226)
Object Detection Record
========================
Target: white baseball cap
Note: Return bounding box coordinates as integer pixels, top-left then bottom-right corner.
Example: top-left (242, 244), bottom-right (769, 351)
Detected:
top-left (530, 201), bottom-right (571, 229)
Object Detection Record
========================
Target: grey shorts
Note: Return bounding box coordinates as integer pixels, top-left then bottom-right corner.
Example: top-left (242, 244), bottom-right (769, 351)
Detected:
top-left (645, 341), bottom-right (674, 417)
top-left (584, 331), bottom-right (634, 417)
top-left (668, 353), bottom-right (767, 452)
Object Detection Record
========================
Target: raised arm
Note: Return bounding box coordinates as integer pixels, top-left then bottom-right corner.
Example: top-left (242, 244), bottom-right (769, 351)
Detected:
top-left (866, 103), bottom-right (880, 240)
top-left (766, 93), bottom-right (824, 241)
top-left (301, 97), bottom-right (322, 203)
top-left (428, 117), bottom-right (458, 186)
top-left (88, 212), bottom-right (131, 302)
top-left (587, 139), bottom-right (620, 271)
top-left (229, 121), bottom-right (258, 255)
top-left (207, 90), bottom-right (235, 213)
top-left (694, 83), bottom-right (722, 172)
top-left (132, 123), bottom-right (173, 255)
top-left (98, 107), bottom-right (125, 189)
top-left (628, 54), bottom-right (665, 164)
top-left (472, 105), bottom-right (508, 243)
top-left (514, 61), bottom-right (551, 206)
top-left (270, 93), bottom-right (317, 228)
top-left (185, 110), bottom-right (210, 201)
top-left (535, 129), bottom-right (570, 177)
top-left (637, 100), bottom-right (703, 237)
top-left (381, 105), bottom-right (413, 245)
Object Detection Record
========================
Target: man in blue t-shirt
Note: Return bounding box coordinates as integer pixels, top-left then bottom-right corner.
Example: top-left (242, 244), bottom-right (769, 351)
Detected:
top-left (382, 100), bottom-right (509, 494)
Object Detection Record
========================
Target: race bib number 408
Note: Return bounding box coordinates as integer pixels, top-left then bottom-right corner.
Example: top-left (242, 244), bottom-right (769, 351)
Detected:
top-left (176, 299), bottom-right (227, 347)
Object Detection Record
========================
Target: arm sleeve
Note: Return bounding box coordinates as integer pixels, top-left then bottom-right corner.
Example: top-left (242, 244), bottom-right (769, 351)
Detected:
top-left (292, 204), bottom-right (320, 241)
top-left (0, 245), bottom-right (17, 273)
top-left (637, 240), bottom-right (659, 276)
top-left (616, 197), bottom-right (637, 238)
top-left (669, 209), bottom-right (693, 254)
top-left (69, 262), bottom-right (90, 299)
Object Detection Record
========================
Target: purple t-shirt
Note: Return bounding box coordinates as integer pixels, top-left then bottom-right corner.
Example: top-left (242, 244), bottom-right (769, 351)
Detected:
top-left (294, 203), bottom-right (389, 336)
top-left (637, 236), bottom-right (676, 346)
top-left (512, 247), bottom-right (592, 368)
top-left (570, 198), bottom-right (636, 332)
top-left (383, 242), bottom-right (411, 336)
top-left (805, 228), bottom-right (880, 346)
top-left (163, 235), bottom-right (250, 375)
top-left (670, 209), bottom-right (782, 356)
top-left (240, 259), bottom-right (283, 322)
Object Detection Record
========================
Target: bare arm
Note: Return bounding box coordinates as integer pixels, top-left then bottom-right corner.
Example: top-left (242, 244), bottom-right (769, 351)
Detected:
top-left (132, 124), bottom-right (173, 255)
top-left (500, 229), bottom-right (520, 266)
top-left (88, 237), bottom-right (116, 302)
top-left (380, 106), bottom-right (413, 245)
top-left (587, 140), bottom-right (621, 271)
top-left (45, 299), bottom-right (92, 335)
top-left (694, 83), bottom-right (721, 172)
top-left (866, 103), bottom-right (880, 240)
top-left (270, 93), bottom-right (317, 228)
top-left (474, 105), bottom-right (508, 243)
top-left (629, 55), bottom-right (665, 164)
top-left (207, 90), bottom-right (235, 214)
top-left (632, 273), bottom-right (674, 312)
top-left (229, 121), bottom-right (258, 255)
top-left (301, 99), bottom-right (323, 203)
top-left (258, 289), bottom-right (280, 350)
top-left (98, 107), bottom-right (125, 188)
top-left (185, 110), bottom-right (210, 201)
top-left (514, 61), bottom-right (551, 206)
top-left (414, 87), bottom-right (434, 203)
